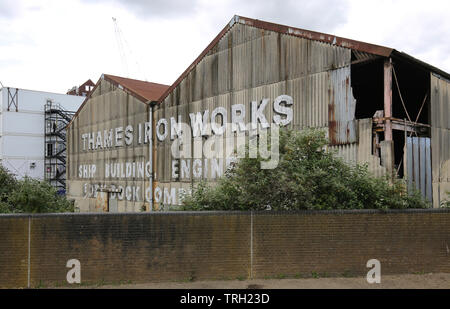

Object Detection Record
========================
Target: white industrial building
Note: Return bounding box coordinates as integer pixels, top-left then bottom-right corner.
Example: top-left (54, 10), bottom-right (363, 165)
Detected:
top-left (0, 86), bottom-right (83, 192)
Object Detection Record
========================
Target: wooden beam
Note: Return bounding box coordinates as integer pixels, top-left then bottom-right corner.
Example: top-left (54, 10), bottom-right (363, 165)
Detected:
top-left (384, 58), bottom-right (393, 141)
top-left (351, 55), bottom-right (381, 66)
top-left (373, 117), bottom-right (430, 134)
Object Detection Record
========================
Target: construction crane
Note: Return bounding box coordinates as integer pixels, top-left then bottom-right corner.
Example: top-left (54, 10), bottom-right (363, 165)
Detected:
top-left (112, 17), bottom-right (129, 77)
top-left (112, 17), bottom-right (147, 80)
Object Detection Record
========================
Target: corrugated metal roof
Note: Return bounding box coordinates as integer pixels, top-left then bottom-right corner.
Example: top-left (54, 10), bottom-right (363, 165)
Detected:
top-left (67, 74), bottom-right (169, 129)
top-left (158, 15), bottom-right (391, 103)
top-left (103, 74), bottom-right (169, 102)
top-left (158, 15), bottom-right (450, 103)
top-left (237, 16), bottom-right (393, 57)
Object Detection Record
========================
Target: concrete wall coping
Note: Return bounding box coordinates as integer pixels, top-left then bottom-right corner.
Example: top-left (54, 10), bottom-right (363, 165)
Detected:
top-left (1, 208), bottom-right (449, 218)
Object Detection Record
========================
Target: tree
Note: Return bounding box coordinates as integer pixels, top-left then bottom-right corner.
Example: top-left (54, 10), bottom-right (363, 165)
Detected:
top-left (182, 128), bottom-right (429, 211)
top-left (0, 165), bottom-right (74, 213)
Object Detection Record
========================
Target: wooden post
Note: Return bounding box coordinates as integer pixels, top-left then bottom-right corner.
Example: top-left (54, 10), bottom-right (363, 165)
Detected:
top-left (384, 58), bottom-right (393, 141)
top-left (382, 58), bottom-right (395, 180)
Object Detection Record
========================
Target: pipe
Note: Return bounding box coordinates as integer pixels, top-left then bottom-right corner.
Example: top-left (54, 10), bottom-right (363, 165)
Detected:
top-left (149, 102), bottom-right (154, 211)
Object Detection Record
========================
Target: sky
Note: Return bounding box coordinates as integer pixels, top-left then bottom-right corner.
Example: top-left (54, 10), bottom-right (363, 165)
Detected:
top-left (0, 0), bottom-right (449, 94)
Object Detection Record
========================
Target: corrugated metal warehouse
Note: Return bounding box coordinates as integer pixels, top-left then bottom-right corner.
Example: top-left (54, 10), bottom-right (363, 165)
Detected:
top-left (66, 15), bottom-right (450, 212)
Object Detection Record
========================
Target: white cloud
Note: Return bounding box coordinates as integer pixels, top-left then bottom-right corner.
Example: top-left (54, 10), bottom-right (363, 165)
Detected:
top-left (82, 0), bottom-right (202, 19)
top-left (334, 0), bottom-right (450, 73)
top-left (0, 0), bottom-right (449, 94)
top-left (0, 0), bottom-right (22, 18)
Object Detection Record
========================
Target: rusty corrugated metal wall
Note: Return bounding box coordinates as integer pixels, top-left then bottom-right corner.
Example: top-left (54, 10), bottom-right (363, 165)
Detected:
top-left (430, 73), bottom-right (450, 207)
top-left (405, 137), bottom-right (432, 202)
top-left (67, 79), bottom-right (150, 212)
top-left (66, 21), bottom-right (401, 211)
top-left (65, 19), bottom-right (449, 211)
top-left (328, 66), bottom-right (357, 145)
top-left (155, 22), bottom-right (368, 207)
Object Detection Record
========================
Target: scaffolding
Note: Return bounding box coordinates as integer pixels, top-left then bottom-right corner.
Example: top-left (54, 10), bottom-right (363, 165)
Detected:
top-left (44, 100), bottom-right (75, 193)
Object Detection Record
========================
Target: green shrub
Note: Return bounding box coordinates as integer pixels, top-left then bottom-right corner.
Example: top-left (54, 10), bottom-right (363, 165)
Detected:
top-left (441, 192), bottom-right (450, 208)
top-left (182, 128), bottom-right (429, 211)
top-left (0, 165), bottom-right (74, 213)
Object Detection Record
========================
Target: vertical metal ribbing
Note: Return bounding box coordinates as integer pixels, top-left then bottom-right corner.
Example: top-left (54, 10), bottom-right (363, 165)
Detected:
top-left (27, 215), bottom-right (31, 288)
top-left (250, 211), bottom-right (253, 279)
top-left (149, 104), bottom-right (153, 212)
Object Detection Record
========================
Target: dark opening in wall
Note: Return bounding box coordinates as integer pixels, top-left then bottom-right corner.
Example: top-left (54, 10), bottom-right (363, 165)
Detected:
top-left (391, 57), bottom-right (430, 125)
top-left (393, 130), bottom-right (405, 178)
top-left (391, 57), bottom-right (430, 179)
top-left (351, 58), bottom-right (384, 119)
top-left (351, 54), bottom-right (432, 179)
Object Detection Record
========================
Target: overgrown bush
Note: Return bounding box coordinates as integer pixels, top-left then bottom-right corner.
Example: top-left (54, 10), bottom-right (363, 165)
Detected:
top-left (182, 128), bottom-right (430, 211)
top-left (441, 192), bottom-right (450, 208)
top-left (0, 165), bottom-right (17, 213)
top-left (0, 165), bottom-right (74, 214)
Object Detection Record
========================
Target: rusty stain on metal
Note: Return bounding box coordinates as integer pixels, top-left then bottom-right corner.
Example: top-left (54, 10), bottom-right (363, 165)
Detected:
top-left (430, 74), bottom-right (450, 207)
top-left (328, 66), bottom-right (357, 145)
top-left (68, 75), bottom-right (169, 129)
top-left (239, 16), bottom-right (393, 56)
top-left (96, 191), bottom-right (109, 212)
top-left (158, 15), bottom-right (450, 107)
top-left (104, 74), bottom-right (169, 102)
top-left (67, 14), bottom-right (450, 212)
top-left (157, 15), bottom-right (395, 104)
top-left (328, 86), bottom-right (337, 145)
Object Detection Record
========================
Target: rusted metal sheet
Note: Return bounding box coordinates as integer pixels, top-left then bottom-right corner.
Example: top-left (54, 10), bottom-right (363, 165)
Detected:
top-left (236, 16), bottom-right (393, 58)
top-left (104, 74), bottom-right (169, 103)
top-left (406, 137), bottom-right (432, 202)
top-left (158, 15), bottom-right (450, 108)
top-left (67, 75), bottom-right (168, 130)
top-left (373, 117), bottom-right (431, 129)
top-left (431, 73), bottom-right (450, 130)
top-left (66, 15), bottom-right (450, 212)
top-left (430, 73), bottom-right (450, 207)
top-left (158, 15), bottom-right (391, 103)
top-left (155, 17), bottom-right (358, 192)
top-left (164, 24), bottom-right (350, 108)
top-left (328, 66), bottom-right (357, 145)
top-left (352, 50), bottom-right (378, 61)
top-left (96, 191), bottom-right (109, 212)
top-left (357, 118), bottom-right (387, 178)
top-left (66, 78), bottom-right (152, 212)
top-left (288, 72), bottom-right (329, 130)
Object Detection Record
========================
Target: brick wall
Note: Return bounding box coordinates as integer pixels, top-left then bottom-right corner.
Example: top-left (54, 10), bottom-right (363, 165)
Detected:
top-left (1, 209), bottom-right (449, 288)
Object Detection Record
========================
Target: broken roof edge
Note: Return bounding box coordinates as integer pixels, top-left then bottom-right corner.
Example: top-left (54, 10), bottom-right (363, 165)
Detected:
top-left (238, 16), bottom-right (449, 80)
top-left (391, 50), bottom-right (450, 81)
top-left (237, 15), bottom-right (393, 57)
top-left (157, 14), bottom-right (450, 104)
top-left (157, 14), bottom-right (394, 103)
top-left (157, 16), bottom-right (236, 104)
top-left (66, 74), bottom-right (169, 129)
